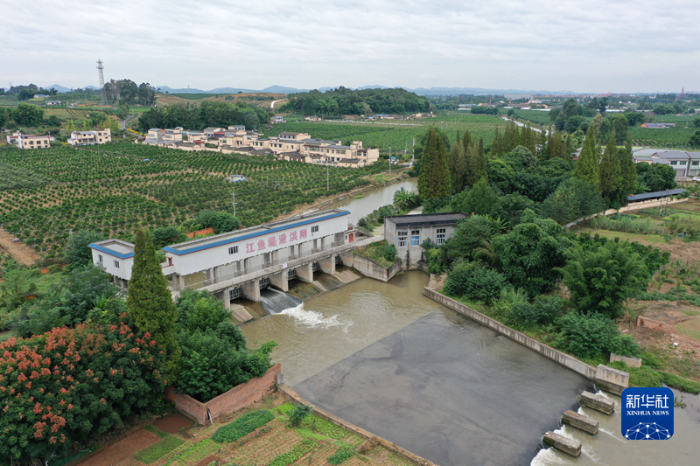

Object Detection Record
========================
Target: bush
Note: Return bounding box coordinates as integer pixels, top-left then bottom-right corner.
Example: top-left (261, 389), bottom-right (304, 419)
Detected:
top-left (289, 404), bottom-right (312, 427)
top-left (212, 410), bottom-right (275, 443)
top-left (444, 261), bottom-right (507, 304)
top-left (503, 296), bottom-right (564, 330)
top-left (492, 287), bottom-right (529, 319)
top-left (382, 243), bottom-right (397, 262)
top-left (554, 312), bottom-right (638, 360)
top-left (64, 230), bottom-right (105, 267)
top-left (152, 226), bottom-right (183, 248)
top-left (195, 210), bottom-right (240, 234)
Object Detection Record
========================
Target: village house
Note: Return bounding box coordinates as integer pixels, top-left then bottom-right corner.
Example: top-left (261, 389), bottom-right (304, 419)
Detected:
top-left (67, 128), bottom-right (112, 146)
top-left (385, 213), bottom-right (467, 268)
top-left (6, 131), bottom-right (51, 149)
top-left (633, 148), bottom-right (700, 179)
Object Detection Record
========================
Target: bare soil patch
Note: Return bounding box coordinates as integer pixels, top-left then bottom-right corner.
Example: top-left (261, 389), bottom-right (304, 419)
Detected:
top-left (0, 227), bottom-right (40, 265)
top-left (154, 414), bottom-right (193, 435)
top-left (79, 429), bottom-right (160, 466)
top-left (194, 455), bottom-right (219, 466)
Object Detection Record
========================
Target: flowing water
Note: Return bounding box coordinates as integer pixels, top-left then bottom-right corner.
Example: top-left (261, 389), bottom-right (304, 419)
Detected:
top-left (328, 178), bottom-right (418, 225)
top-left (259, 287), bottom-right (303, 314)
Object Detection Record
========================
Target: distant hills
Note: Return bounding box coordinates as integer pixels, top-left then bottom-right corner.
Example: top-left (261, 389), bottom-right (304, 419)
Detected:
top-left (45, 83), bottom-right (576, 96)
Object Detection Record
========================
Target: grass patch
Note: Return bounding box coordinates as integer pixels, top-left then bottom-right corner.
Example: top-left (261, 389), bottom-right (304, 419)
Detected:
top-left (680, 310), bottom-right (700, 316)
top-left (328, 447), bottom-right (354, 465)
top-left (676, 324), bottom-right (700, 341)
top-left (581, 228), bottom-right (667, 244)
top-left (212, 410), bottom-right (275, 443)
top-left (274, 403), bottom-right (296, 415)
top-left (352, 241), bottom-right (396, 269)
top-left (268, 439), bottom-right (317, 466)
top-left (609, 361), bottom-right (700, 394)
top-left (176, 439), bottom-right (218, 463)
top-left (144, 424), bottom-right (170, 438)
top-left (134, 436), bottom-right (184, 464)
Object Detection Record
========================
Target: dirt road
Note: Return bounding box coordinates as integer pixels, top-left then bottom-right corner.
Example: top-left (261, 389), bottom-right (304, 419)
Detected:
top-left (0, 228), bottom-right (40, 266)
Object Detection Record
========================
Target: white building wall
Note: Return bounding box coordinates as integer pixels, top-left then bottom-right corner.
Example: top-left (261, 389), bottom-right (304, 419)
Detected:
top-left (166, 214), bottom-right (348, 276)
top-left (92, 249), bottom-right (133, 280)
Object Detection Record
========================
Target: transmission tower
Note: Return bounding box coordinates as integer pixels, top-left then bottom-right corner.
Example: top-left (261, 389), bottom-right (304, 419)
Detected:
top-left (97, 59), bottom-right (106, 107)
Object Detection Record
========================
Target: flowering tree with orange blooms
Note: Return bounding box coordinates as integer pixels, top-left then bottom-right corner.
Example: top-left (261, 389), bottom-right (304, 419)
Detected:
top-left (0, 315), bottom-right (166, 462)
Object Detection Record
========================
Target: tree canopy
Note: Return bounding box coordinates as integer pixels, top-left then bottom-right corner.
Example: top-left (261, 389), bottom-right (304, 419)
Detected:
top-left (281, 87), bottom-right (432, 116)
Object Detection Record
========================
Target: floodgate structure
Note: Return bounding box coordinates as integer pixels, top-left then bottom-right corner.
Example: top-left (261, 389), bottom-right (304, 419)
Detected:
top-left (89, 209), bottom-right (379, 308)
top-left (139, 126), bottom-right (380, 168)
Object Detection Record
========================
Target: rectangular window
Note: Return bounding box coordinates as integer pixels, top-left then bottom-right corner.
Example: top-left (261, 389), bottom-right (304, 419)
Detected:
top-left (311, 225), bottom-right (319, 233)
top-left (398, 231), bottom-right (407, 247)
top-left (679, 161), bottom-right (687, 166)
top-left (114, 260), bottom-right (120, 268)
top-left (98, 254), bottom-right (103, 263)
top-left (670, 161), bottom-right (678, 166)
top-left (692, 161), bottom-right (699, 166)
top-left (229, 246), bottom-right (238, 255)
top-left (436, 228), bottom-right (446, 245)
top-left (411, 230), bottom-right (420, 246)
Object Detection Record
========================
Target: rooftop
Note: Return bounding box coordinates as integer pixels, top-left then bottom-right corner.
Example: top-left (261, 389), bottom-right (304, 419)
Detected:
top-left (628, 188), bottom-right (688, 202)
top-left (163, 209), bottom-right (350, 256)
top-left (386, 212), bottom-right (468, 226)
top-left (89, 239), bottom-right (135, 259)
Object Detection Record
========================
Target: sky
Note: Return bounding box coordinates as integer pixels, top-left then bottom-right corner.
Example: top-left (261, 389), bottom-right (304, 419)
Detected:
top-left (2, 0), bottom-right (698, 94)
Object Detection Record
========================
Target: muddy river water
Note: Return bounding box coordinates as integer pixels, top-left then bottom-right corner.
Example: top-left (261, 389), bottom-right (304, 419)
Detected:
top-left (241, 181), bottom-right (700, 465)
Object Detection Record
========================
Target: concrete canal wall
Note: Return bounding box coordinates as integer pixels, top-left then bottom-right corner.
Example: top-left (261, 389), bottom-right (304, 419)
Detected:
top-left (423, 287), bottom-right (628, 392)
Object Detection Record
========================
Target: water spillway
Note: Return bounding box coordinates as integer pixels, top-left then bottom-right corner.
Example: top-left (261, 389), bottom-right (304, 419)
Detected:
top-left (260, 287), bottom-right (303, 314)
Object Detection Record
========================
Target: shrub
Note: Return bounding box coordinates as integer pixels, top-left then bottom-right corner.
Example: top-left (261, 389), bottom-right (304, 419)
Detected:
top-left (554, 312), bottom-right (638, 360)
top-left (289, 404), bottom-right (312, 427)
top-left (444, 261), bottom-right (506, 304)
top-left (195, 210), bottom-right (240, 234)
top-left (212, 410), bottom-right (275, 443)
top-left (382, 243), bottom-right (397, 262)
top-left (503, 296), bottom-right (564, 330)
top-left (491, 287), bottom-right (529, 319)
top-left (152, 226), bottom-right (183, 248)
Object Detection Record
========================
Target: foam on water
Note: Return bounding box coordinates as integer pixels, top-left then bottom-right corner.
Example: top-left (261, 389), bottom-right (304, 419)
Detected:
top-left (530, 447), bottom-right (568, 466)
top-left (278, 303), bottom-right (352, 330)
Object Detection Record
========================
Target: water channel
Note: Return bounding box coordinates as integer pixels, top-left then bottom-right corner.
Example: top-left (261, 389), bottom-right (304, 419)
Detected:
top-left (327, 178), bottom-right (418, 225)
top-left (240, 180), bottom-right (700, 465)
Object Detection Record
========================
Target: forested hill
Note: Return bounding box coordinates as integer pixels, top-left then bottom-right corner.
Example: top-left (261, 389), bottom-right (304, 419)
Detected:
top-left (281, 87), bottom-right (433, 116)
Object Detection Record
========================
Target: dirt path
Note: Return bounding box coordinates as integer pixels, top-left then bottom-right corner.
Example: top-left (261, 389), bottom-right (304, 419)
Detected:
top-left (79, 429), bottom-right (160, 466)
top-left (0, 228), bottom-right (40, 265)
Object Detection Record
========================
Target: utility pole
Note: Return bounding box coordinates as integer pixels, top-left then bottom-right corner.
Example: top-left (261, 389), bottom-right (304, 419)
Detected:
top-left (232, 192), bottom-right (237, 217)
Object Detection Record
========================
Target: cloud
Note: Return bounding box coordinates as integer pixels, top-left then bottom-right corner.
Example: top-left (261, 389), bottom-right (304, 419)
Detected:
top-left (1, 0), bottom-right (698, 92)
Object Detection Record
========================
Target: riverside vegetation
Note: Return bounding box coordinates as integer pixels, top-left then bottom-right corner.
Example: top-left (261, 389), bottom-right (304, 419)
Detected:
top-left (415, 122), bottom-right (699, 394)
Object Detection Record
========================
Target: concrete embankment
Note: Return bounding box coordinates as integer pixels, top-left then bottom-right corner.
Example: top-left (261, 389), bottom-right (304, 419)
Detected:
top-left (579, 391), bottom-right (615, 415)
top-left (562, 410), bottom-right (599, 435)
top-left (422, 282), bottom-right (629, 393)
top-left (543, 431), bottom-right (581, 457)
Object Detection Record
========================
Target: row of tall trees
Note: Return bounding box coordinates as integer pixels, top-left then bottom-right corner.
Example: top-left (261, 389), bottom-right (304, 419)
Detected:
top-left (572, 126), bottom-right (637, 207)
top-left (281, 87), bottom-right (433, 116)
top-left (103, 79), bottom-right (157, 106)
top-left (138, 101), bottom-right (271, 132)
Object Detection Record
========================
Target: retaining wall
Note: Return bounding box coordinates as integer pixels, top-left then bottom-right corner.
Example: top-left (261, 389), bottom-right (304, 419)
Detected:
top-left (423, 288), bottom-right (598, 380)
top-left (353, 256), bottom-right (402, 282)
top-left (175, 363), bottom-right (281, 425)
top-left (278, 384), bottom-right (437, 466)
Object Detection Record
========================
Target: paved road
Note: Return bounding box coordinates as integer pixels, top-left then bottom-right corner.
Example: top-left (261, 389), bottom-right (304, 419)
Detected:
top-left (121, 114), bottom-right (137, 130)
top-left (502, 117), bottom-right (548, 135)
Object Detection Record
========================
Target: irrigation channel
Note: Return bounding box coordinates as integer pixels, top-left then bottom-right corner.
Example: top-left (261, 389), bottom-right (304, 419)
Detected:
top-left (240, 180), bottom-right (700, 466)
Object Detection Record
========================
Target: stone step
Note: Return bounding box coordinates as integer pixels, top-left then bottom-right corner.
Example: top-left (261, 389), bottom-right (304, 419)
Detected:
top-left (230, 304), bottom-right (254, 323)
top-left (562, 410), bottom-right (599, 435)
top-left (579, 391), bottom-right (615, 415)
top-left (543, 431), bottom-right (581, 457)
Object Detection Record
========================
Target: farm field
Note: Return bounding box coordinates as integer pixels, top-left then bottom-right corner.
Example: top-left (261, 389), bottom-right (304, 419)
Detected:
top-left (0, 141), bottom-right (391, 260)
top-left (77, 394), bottom-right (419, 466)
top-left (510, 109), bottom-right (555, 126)
top-left (265, 113), bottom-right (509, 152)
top-left (629, 124), bottom-right (696, 149)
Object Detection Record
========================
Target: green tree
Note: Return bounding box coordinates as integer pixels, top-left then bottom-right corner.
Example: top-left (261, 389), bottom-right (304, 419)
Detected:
top-left (65, 230), bottom-right (105, 267)
top-left (447, 134), bottom-right (466, 192)
top-left (453, 177), bottom-right (499, 216)
top-left (127, 229), bottom-right (181, 381)
top-left (418, 127), bottom-right (451, 200)
top-left (492, 209), bottom-right (571, 297)
top-left (572, 125), bottom-right (599, 189)
top-left (618, 136), bottom-right (637, 203)
top-left (599, 130), bottom-right (619, 205)
top-left (541, 178), bottom-right (604, 225)
top-left (560, 240), bottom-right (647, 319)
top-left (554, 312), bottom-right (638, 359)
top-left (689, 130), bottom-right (700, 148)
top-left (176, 289), bottom-right (231, 334)
top-left (444, 216), bottom-right (494, 261)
